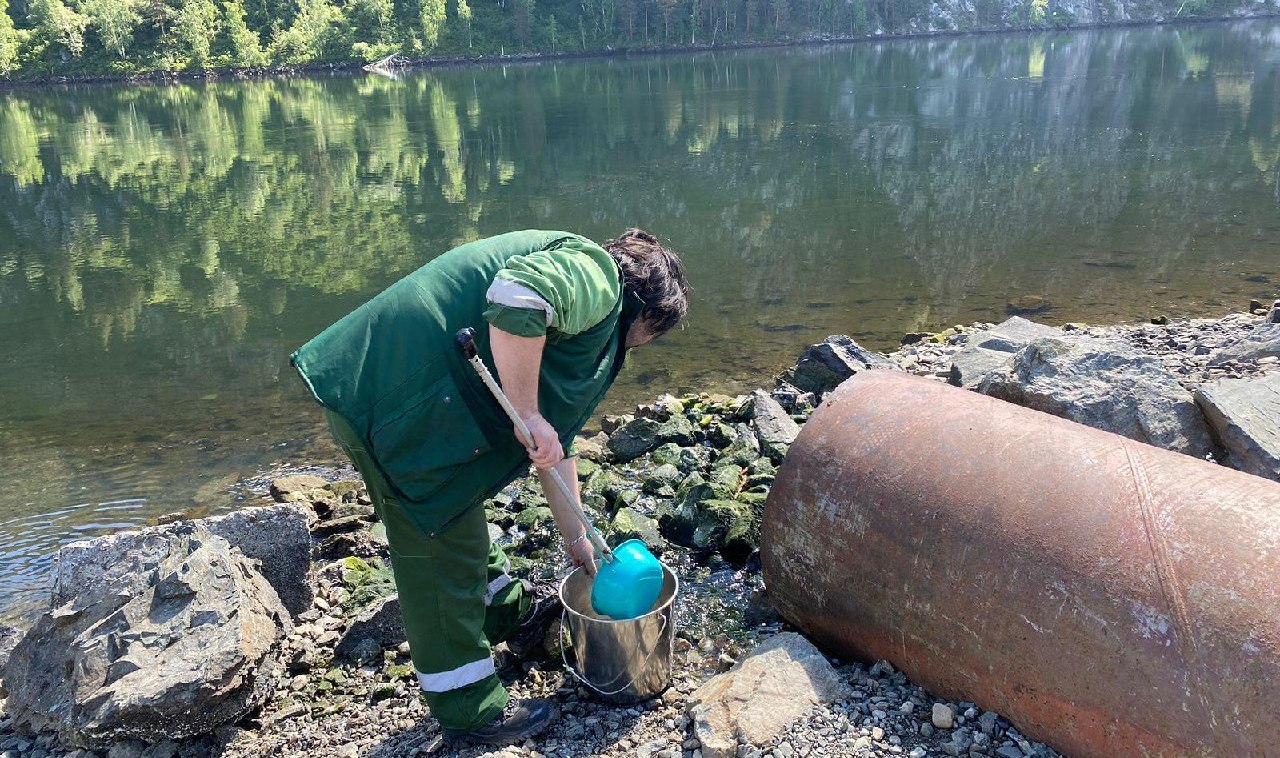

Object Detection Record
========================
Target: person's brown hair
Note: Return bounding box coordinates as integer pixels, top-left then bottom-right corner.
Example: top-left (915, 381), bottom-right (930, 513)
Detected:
top-left (604, 228), bottom-right (690, 337)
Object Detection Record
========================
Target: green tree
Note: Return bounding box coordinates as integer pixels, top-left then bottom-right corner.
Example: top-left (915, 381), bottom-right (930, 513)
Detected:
top-left (220, 0), bottom-right (266, 65)
top-left (30, 0), bottom-right (89, 57)
top-left (82, 0), bottom-right (141, 57)
top-left (419, 0), bottom-right (445, 47)
top-left (270, 0), bottom-right (341, 62)
top-left (456, 0), bottom-right (471, 47)
top-left (171, 0), bottom-right (219, 67)
top-left (0, 0), bottom-right (20, 75)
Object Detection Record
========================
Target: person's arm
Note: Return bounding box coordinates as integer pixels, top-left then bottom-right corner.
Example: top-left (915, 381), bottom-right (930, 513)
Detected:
top-left (538, 457), bottom-right (598, 576)
top-left (489, 324), bottom-right (563, 469)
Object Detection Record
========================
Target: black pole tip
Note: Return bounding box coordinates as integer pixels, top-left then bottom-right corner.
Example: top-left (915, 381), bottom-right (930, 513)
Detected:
top-left (455, 327), bottom-right (478, 359)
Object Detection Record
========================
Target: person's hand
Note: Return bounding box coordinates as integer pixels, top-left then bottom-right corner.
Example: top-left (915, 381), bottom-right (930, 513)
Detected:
top-left (521, 414), bottom-right (563, 470)
top-left (565, 531), bottom-right (598, 577)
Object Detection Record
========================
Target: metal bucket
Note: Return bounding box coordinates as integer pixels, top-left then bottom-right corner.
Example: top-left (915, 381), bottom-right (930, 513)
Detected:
top-left (559, 562), bottom-right (678, 704)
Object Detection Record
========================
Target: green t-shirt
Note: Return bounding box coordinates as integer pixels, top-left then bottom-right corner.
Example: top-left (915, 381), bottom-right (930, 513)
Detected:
top-left (482, 237), bottom-right (622, 340)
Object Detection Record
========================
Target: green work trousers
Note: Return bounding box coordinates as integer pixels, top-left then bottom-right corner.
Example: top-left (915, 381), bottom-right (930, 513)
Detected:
top-left (325, 410), bottom-right (531, 731)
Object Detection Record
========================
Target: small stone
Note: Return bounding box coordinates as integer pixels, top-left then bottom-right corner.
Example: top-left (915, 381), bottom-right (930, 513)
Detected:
top-left (871, 727), bottom-right (885, 741)
top-left (995, 746), bottom-right (1025, 758)
top-left (932, 703), bottom-right (955, 729)
top-left (910, 749), bottom-right (927, 758)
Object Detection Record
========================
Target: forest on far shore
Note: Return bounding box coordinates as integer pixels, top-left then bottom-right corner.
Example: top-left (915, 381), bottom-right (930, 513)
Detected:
top-left (0, 0), bottom-right (1263, 80)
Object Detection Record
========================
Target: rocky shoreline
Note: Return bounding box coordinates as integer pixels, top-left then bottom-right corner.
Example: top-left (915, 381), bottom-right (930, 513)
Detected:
top-left (1, 303), bottom-right (1278, 758)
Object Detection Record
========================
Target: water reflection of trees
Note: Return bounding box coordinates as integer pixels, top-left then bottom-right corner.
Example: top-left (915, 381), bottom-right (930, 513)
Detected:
top-left (0, 21), bottom-right (1277, 355)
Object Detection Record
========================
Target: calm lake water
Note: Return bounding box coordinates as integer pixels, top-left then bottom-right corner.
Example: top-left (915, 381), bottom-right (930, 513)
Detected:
top-left (2, 20), bottom-right (1279, 619)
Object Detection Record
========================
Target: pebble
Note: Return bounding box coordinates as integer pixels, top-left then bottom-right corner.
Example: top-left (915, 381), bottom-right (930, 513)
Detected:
top-left (933, 703), bottom-right (955, 729)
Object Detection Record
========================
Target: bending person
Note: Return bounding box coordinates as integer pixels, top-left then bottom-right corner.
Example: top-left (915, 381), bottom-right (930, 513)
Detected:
top-left (290, 228), bottom-right (690, 745)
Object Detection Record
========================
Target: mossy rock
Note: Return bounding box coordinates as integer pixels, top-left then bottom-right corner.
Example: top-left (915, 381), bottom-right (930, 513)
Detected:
top-left (610, 507), bottom-right (666, 554)
top-left (607, 417), bottom-right (664, 462)
top-left (340, 556), bottom-right (396, 613)
top-left (641, 463), bottom-right (682, 494)
top-left (655, 442), bottom-right (713, 473)
top-left (708, 423), bottom-right (738, 449)
top-left (576, 458), bottom-right (601, 480)
top-left (486, 506), bottom-right (515, 528)
top-left (709, 464), bottom-right (744, 499)
top-left (749, 457), bottom-right (778, 477)
top-left (720, 432), bottom-right (762, 468)
top-left (657, 473), bottom-right (712, 547)
top-left (329, 480), bottom-right (364, 501)
top-left (584, 469), bottom-right (627, 501)
top-left (692, 498), bottom-right (759, 563)
top-left (513, 506), bottom-right (554, 530)
top-left (508, 555), bottom-right (537, 573)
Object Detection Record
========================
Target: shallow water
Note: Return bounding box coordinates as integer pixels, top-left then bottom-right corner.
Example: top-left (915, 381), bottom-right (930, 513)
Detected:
top-left (1, 20), bottom-right (1279, 619)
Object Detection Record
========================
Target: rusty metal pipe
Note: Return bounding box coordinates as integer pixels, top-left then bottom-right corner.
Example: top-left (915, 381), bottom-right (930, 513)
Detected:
top-left (762, 371), bottom-right (1280, 758)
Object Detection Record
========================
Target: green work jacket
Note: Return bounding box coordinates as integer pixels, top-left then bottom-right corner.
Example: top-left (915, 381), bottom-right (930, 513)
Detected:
top-left (291, 230), bottom-right (643, 536)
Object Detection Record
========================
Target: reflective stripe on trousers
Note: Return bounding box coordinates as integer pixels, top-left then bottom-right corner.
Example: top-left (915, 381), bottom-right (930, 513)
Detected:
top-left (484, 559), bottom-right (513, 606)
top-left (417, 657), bottom-right (497, 692)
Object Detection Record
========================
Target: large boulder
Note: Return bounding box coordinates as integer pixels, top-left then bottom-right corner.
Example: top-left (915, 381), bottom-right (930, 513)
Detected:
top-left (750, 390), bottom-right (800, 462)
top-left (688, 633), bottom-right (848, 758)
top-left (949, 316), bottom-right (1061, 387)
top-left (1194, 374), bottom-right (1280, 482)
top-left (1209, 324), bottom-right (1280, 366)
top-left (788, 335), bottom-right (895, 398)
top-left (977, 336), bottom-right (1216, 459)
top-left (200, 504), bottom-right (313, 618)
top-left (2, 523), bottom-right (290, 749)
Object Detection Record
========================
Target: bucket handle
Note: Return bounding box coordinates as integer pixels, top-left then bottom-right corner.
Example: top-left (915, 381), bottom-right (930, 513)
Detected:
top-left (559, 608), bottom-right (672, 698)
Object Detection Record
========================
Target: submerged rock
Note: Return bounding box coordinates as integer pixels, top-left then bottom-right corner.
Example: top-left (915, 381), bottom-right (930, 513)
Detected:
top-left (1195, 373), bottom-right (1280, 482)
top-left (3, 523), bottom-right (290, 749)
top-left (689, 633), bottom-right (848, 758)
top-left (978, 336), bottom-right (1216, 458)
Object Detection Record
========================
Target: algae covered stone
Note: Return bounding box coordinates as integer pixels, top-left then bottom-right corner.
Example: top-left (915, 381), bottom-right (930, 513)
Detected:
top-left (610, 507), bottom-right (666, 554)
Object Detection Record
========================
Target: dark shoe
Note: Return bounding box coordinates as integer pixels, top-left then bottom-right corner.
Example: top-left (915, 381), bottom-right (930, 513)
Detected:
top-left (441, 697), bottom-right (557, 745)
top-left (506, 582), bottom-right (563, 659)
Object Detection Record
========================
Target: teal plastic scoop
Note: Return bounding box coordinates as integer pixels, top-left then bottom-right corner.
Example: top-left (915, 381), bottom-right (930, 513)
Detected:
top-left (591, 539), bottom-right (665, 620)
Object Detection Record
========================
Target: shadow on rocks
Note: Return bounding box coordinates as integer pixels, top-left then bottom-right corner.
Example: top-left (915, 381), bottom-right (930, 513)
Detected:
top-left (362, 686), bottom-right (653, 758)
